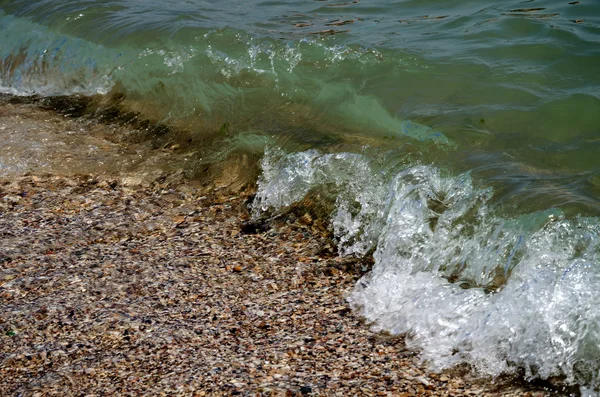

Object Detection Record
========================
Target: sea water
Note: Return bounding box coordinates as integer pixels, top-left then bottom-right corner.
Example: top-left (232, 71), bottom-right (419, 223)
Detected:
top-left (1, 0), bottom-right (599, 392)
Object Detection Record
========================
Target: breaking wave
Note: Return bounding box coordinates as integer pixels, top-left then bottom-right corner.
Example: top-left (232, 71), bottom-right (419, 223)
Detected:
top-left (253, 148), bottom-right (600, 394)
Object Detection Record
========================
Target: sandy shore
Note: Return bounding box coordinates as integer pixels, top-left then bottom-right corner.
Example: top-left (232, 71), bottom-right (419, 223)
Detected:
top-left (0, 102), bottom-right (570, 396)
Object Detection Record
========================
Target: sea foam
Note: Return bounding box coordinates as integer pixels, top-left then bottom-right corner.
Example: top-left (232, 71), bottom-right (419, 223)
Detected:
top-left (253, 148), bottom-right (600, 393)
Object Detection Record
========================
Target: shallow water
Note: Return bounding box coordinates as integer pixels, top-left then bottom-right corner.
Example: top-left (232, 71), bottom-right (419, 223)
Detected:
top-left (1, 0), bottom-right (600, 392)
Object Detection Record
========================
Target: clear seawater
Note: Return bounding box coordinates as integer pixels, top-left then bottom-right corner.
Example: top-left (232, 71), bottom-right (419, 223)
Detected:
top-left (1, 0), bottom-right (599, 392)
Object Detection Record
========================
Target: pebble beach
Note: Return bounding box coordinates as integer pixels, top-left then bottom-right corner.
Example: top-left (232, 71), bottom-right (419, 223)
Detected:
top-left (0, 102), bottom-right (572, 396)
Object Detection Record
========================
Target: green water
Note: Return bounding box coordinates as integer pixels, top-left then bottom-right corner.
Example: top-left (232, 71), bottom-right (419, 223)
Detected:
top-left (0, 0), bottom-right (599, 212)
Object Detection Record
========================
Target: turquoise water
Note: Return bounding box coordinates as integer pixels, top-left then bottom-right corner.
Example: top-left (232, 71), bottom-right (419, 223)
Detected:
top-left (1, 0), bottom-right (600, 391)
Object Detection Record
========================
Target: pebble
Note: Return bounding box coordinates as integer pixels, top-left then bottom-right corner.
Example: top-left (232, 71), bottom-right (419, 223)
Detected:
top-left (0, 98), bottom-right (573, 396)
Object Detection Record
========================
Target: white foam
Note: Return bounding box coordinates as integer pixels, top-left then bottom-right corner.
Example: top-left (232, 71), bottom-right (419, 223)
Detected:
top-left (253, 148), bottom-right (600, 392)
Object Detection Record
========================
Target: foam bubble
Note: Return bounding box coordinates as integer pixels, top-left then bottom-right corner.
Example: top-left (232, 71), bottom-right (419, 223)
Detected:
top-left (254, 148), bottom-right (600, 393)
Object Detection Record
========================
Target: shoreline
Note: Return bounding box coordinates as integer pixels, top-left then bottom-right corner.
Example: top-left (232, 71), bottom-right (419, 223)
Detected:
top-left (0, 102), bottom-right (573, 395)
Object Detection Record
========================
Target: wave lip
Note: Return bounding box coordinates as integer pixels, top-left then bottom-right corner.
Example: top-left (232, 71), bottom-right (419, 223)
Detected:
top-left (253, 147), bottom-right (600, 393)
top-left (0, 12), bottom-right (116, 96)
